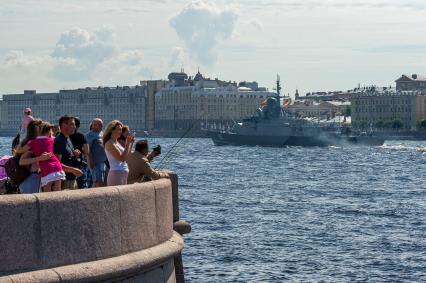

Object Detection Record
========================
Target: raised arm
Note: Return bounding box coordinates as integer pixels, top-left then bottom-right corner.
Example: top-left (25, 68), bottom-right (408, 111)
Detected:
top-left (14, 144), bottom-right (30, 155)
top-left (105, 138), bottom-right (134, 162)
top-left (19, 151), bottom-right (51, 166)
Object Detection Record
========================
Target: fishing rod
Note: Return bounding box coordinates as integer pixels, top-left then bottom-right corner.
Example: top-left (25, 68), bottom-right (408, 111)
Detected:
top-left (154, 120), bottom-right (199, 170)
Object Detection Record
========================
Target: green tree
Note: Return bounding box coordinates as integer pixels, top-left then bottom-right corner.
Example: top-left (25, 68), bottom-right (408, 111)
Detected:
top-left (358, 121), bottom-right (368, 129)
top-left (375, 120), bottom-right (384, 128)
top-left (418, 119), bottom-right (426, 129)
top-left (391, 119), bottom-right (403, 129)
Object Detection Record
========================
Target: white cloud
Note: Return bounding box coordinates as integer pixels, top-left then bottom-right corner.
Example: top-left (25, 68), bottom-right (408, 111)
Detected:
top-left (169, 47), bottom-right (186, 69)
top-left (169, 0), bottom-right (238, 66)
top-left (0, 26), bottom-right (154, 92)
top-left (240, 0), bottom-right (426, 10)
top-left (94, 49), bottom-right (154, 83)
top-left (50, 26), bottom-right (118, 81)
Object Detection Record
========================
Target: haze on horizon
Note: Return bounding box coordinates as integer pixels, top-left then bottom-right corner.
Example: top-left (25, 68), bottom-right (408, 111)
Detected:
top-left (1, 0), bottom-right (425, 97)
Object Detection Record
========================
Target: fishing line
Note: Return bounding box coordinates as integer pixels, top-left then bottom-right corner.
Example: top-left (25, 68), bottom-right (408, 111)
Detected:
top-left (154, 120), bottom-right (198, 170)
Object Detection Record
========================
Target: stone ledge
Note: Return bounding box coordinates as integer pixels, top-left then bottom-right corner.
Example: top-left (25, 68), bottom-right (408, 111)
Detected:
top-left (0, 179), bottom-right (174, 274)
top-left (3, 232), bottom-right (183, 283)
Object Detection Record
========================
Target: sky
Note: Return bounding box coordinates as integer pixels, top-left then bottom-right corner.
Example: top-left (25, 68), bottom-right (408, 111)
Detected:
top-left (1, 0), bottom-right (426, 97)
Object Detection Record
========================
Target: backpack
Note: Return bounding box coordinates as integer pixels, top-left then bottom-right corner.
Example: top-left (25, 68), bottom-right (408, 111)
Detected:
top-left (0, 155), bottom-right (12, 181)
top-left (0, 156), bottom-right (30, 186)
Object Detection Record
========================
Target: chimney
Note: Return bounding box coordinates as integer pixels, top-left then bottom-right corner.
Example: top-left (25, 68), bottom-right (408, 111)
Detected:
top-left (412, 74), bottom-right (417, 79)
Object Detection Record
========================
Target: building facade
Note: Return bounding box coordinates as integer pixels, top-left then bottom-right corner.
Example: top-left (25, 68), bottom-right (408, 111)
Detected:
top-left (1, 86), bottom-right (148, 133)
top-left (288, 100), bottom-right (350, 120)
top-left (351, 87), bottom-right (426, 129)
top-left (142, 80), bottom-right (168, 131)
top-left (395, 74), bottom-right (426, 92)
top-left (155, 72), bottom-right (276, 131)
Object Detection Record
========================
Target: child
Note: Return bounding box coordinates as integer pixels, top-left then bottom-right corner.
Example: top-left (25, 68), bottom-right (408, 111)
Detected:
top-left (27, 122), bottom-right (65, 192)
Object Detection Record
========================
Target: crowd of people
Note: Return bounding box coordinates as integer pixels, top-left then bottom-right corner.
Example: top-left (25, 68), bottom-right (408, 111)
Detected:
top-left (1, 108), bottom-right (169, 194)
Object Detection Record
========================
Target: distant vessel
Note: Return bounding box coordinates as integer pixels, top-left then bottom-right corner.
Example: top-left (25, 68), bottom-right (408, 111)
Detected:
top-left (208, 79), bottom-right (385, 147)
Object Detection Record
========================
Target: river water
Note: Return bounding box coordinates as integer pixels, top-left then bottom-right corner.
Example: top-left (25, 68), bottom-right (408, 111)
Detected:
top-left (1, 137), bottom-right (426, 282)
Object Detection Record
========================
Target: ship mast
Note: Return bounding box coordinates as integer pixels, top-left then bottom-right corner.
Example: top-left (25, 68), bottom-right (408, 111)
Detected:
top-left (276, 74), bottom-right (281, 97)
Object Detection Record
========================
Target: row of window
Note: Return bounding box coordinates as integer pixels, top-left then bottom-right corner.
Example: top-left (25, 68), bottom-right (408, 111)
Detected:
top-left (354, 106), bottom-right (412, 113)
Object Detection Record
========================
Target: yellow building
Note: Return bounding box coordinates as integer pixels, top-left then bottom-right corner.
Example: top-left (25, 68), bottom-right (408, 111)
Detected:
top-left (155, 72), bottom-right (275, 131)
top-left (351, 87), bottom-right (426, 129)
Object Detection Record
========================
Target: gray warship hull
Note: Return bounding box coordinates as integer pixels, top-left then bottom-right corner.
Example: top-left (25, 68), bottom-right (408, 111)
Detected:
top-left (210, 131), bottom-right (385, 147)
top-left (209, 95), bottom-right (385, 147)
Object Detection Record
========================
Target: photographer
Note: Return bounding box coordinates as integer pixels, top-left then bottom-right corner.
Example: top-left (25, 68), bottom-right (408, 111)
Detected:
top-left (127, 140), bottom-right (169, 184)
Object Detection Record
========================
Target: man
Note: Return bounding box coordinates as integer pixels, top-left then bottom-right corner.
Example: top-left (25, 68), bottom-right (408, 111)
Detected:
top-left (127, 140), bottom-right (169, 184)
top-left (53, 115), bottom-right (83, 189)
top-left (70, 117), bottom-right (92, 188)
top-left (86, 118), bottom-right (107, 187)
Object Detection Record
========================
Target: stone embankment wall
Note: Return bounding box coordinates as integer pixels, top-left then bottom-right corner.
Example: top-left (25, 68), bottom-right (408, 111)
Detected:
top-left (0, 173), bottom-right (190, 283)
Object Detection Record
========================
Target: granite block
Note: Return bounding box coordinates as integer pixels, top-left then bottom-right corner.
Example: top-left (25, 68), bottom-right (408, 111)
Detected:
top-left (0, 276), bottom-right (13, 283)
top-left (54, 253), bottom-right (140, 283)
top-left (167, 171), bottom-right (180, 222)
top-left (8, 269), bottom-right (60, 283)
top-left (118, 183), bottom-right (158, 253)
top-left (153, 179), bottom-right (173, 243)
top-left (0, 195), bottom-right (39, 272)
top-left (36, 188), bottom-right (122, 268)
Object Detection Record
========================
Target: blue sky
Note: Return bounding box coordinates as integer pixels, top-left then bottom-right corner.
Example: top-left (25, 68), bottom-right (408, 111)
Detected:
top-left (1, 0), bottom-right (426, 96)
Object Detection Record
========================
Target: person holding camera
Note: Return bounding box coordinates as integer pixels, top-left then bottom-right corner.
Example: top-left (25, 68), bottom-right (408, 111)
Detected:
top-left (127, 140), bottom-right (169, 184)
top-left (103, 120), bottom-right (134, 186)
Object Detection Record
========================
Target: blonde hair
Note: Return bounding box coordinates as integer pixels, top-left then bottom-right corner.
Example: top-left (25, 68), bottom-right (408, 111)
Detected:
top-left (102, 120), bottom-right (123, 145)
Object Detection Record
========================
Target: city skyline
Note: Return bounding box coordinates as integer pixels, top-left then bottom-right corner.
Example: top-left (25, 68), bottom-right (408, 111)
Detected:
top-left (1, 0), bottom-right (426, 96)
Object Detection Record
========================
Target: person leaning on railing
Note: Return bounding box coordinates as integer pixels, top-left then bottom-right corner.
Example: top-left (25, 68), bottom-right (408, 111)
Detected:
top-left (127, 140), bottom-right (169, 184)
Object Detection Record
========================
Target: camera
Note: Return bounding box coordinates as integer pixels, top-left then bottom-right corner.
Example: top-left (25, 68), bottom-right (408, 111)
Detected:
top-left (153, 145), bottom-right (161, 155)
top-left (72, 157), bottom-right (87, 169)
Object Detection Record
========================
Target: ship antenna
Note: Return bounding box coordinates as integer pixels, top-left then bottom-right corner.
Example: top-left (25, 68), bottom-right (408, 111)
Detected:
top-left (276, 74), bottom-right (281, 97)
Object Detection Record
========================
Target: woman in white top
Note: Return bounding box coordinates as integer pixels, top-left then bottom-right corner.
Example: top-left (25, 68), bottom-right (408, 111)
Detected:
top-left (103, 120), bottom-right (134, 186)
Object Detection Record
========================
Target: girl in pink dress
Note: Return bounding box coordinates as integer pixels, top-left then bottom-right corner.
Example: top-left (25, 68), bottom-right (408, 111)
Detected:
top-left (27, 122), bottom-right (65, 192)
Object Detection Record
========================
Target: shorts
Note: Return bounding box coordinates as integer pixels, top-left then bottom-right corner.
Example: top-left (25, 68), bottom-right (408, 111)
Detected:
top-left (91, 163), bottom-right (106, 183)
top-left (41, 171), bottom-right (66, 187)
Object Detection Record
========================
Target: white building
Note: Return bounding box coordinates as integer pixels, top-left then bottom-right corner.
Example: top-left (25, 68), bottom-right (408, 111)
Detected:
top-left (1, 86), bottom-right (147, 133)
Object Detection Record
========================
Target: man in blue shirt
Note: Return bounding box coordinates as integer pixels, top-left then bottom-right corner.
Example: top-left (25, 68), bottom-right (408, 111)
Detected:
top-left (86, 118), bottom-right (107, 187)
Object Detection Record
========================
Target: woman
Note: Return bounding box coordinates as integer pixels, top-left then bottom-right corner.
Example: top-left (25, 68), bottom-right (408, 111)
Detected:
top-left (103, 120), bottom-right (134, 186)
top-left (14, 119), bottom-right (42, 155)
top-left (16, 119), bottom-right (44, 193)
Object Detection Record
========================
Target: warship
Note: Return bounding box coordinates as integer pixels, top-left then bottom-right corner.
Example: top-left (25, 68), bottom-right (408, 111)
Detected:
top-left (209, 80), bottom-right (385, 147)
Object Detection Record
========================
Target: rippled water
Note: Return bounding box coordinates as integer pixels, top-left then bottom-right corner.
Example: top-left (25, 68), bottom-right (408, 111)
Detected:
top-left (2, 138), bottom-right (426, 282)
